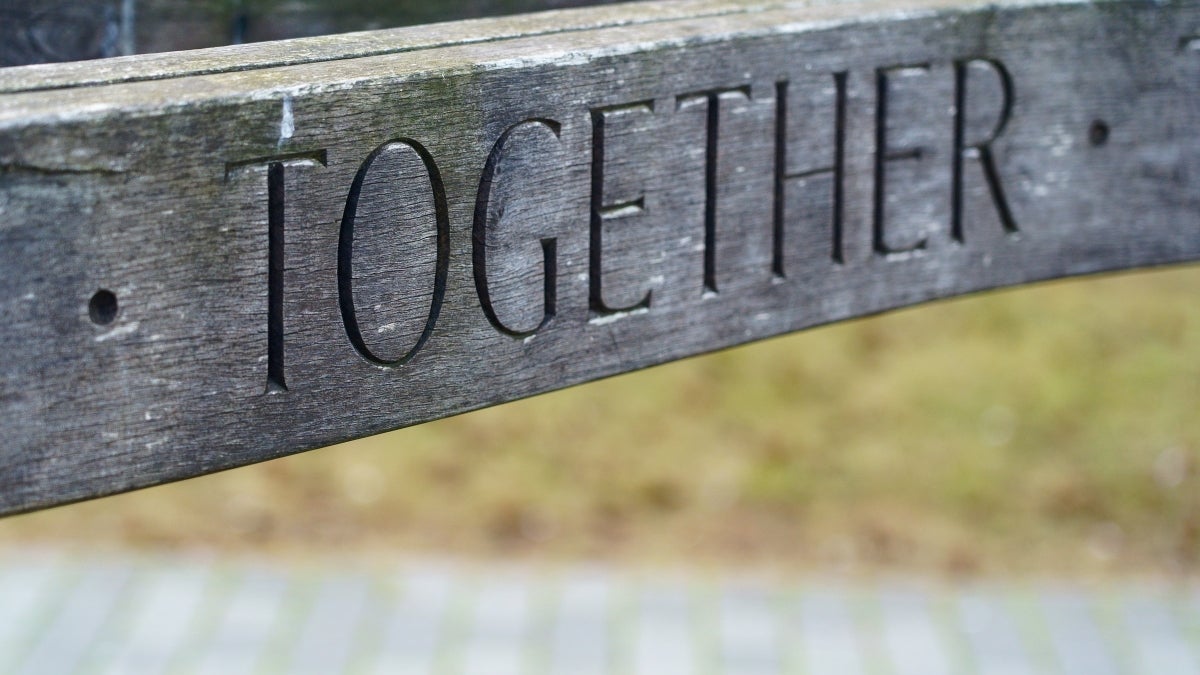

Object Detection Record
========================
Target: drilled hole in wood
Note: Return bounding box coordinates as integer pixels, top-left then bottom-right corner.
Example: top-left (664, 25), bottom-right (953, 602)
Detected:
top-left (1089, 120), bottom-right (1110, 146)
top-left (89, 289), bottom-right (118, 325)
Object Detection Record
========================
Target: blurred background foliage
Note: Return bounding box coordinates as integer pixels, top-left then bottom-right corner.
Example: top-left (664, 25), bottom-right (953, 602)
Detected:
top-left (2, 266), bottom-right (1197, 578)
top-left (0, 0), bottom-right (635, 62)
top-left (128, 0), bottom-right (632, 52)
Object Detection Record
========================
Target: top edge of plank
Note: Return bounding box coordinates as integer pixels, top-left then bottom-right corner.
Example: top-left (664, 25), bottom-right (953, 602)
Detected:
top-left (0, 0), bottom-right (1093, 95)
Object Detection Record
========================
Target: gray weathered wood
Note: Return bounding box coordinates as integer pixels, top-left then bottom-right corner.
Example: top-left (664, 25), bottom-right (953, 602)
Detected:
top-left (1, 0), bottom-right (1198, 515)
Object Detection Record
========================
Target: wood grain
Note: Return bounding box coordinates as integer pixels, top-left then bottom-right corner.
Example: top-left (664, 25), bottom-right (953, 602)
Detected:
top-left (1, 0), bottom-right (1198, 514)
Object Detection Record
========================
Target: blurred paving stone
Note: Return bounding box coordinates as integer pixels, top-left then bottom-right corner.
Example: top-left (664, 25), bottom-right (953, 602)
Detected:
top-left (365, 565), bottom-right (456, 674)
top-left (13, 562), bottom-right (133, 675)
top-left (1121, 588), bottom-right (1200, 675)
top-left (879, 586), bottom-right (956, 675)
top-left (957, 588), bottom-right (1039, 675)
top-left (633, 581), bottom-right (697, 675)
top-left (2, 553), bottom-right (1200, 674)
top-left (718, 583), bottom-right (781, 675)
top-left (547, 570), bottom-right (612, 675)
top-left (94, 562), bottom-right (212, 675)
top-left (797, 586), bottom-right (866, 675)
top-left (461, 574), bottom-right (533, 675)
top-left (0, 554), bottom-right (66, 672)
top-left (191, 567), bottom-right (291, 675)
top-left (1038, 588), bottom-right (1120, 675)
top-left (287, 574), bottom-right (371, 674)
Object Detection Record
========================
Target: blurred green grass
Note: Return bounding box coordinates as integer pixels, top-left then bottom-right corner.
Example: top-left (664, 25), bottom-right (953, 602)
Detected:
top-left (2, 266), bottom-right (1198, 576)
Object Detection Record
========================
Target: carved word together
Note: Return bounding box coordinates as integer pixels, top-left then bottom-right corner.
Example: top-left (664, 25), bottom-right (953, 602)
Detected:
top-left (229, 58), bottom-right (1021, 392)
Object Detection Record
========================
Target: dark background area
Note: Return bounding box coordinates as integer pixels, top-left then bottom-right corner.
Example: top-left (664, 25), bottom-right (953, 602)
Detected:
top-left (0, 0), bottom-right (626, 65)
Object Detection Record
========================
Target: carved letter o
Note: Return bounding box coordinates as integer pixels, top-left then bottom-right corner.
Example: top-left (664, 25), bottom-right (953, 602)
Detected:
top-left (338, 139), bottom-right (450, 367)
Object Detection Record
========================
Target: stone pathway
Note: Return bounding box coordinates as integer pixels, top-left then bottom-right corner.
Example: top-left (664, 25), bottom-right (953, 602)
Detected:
top-left (1, 552), bottom-right (1199, 674)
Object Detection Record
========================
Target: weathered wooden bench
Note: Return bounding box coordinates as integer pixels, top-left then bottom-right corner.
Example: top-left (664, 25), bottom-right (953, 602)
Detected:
top-left (1, 0), bottom-right (1197, 517)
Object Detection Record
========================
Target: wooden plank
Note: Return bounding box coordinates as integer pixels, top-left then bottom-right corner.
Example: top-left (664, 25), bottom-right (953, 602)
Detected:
top-left (0, 0), bottom-right (1198, 515)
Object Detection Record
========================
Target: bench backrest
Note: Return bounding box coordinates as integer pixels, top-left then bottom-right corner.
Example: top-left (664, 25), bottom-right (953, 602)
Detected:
top-left (1, 0), bottom-right (1198, 515)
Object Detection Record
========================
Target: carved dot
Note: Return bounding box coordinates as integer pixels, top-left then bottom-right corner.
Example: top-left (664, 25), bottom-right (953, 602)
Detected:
top-left (88, 289), bottom-right (119, 325)
top-left (1089, 120), bottom-right (1110, 146)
